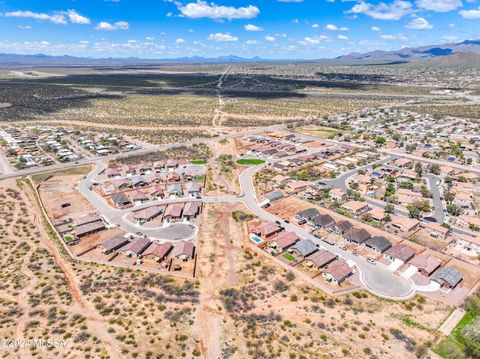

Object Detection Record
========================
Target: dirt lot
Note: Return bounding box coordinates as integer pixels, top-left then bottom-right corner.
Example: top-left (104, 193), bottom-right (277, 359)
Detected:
top-left (37, 170), bottom-right (94, 221)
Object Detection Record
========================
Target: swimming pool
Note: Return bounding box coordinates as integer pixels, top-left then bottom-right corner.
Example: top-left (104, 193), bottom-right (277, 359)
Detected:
top-left (250, 234), bottom-right (263, 244)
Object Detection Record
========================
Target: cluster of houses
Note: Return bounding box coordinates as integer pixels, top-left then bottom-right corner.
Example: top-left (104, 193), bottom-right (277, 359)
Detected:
top-left (54, 213), bottom-right (107, 244)
top-left (243, 134), bottom-right (310, 159)
top-left (98, 161), bottom-right (204, 208)
top-left (0, 126), bottom-right (55, 168)
top-left (250, 220), bottom-right (353, 285)
top-left (98, 234), bottom-right (195, 268)
top-left (73, 132), bottom-right (140, 156)
top-left (131, 201), bottom-right (202, 224)
top-left (42, 131), bottom-right (79, 163)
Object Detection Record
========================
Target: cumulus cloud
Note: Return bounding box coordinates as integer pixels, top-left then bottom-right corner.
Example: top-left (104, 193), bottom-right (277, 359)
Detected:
top-left (380, 33), bottom-right (408, 41)
top-left (405, 17), bottom-right (433, 29)
top-left (299, 35), bottom-right (329, 45)
top-left (178, 1), bottom-right (259, 20)
top-left (416, 0), bottom-right (462, 12)
top-left (208, 32), bottom-right (238, 41)
top-left (347, 0), bottom-right (413, 20)
top-left (95, 21), bottom-right (129, 30)
top-left (264, 35), bottom-right (276, 42)
top-left (3, 10), bottom-right (67, 24)
top-left (246, 39), bottom-right (259, 45)
top-left (312, 23), bottom-right (319, 28)
top-left (65, 10), bottom-right (90, 24)
top-left (371, 26), bottom-right (382, 32)
top-left (337, 34), bottom-right (348, 40)
top-left (244, 24), bottom-right (263, 31)
top-left (176, 38), bottom-right (185, 44)
top-left (459, 7), bottom-right (480, 19)
top-left (326, 24), bottom-right (349, 31)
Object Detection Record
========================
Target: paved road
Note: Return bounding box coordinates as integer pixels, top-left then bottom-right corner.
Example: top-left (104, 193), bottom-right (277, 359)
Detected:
top-left (238, 162), bottom-right (414, 299)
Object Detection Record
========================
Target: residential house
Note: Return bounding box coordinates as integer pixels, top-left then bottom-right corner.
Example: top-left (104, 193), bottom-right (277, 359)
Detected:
top-left (75, 221), bottom-right (106, 238)
top-left (133, 205), bottom-right (164, 224)
top-left (142, 242), bottom-right (173, 263)
top-left (457, 215), bottom-right (480, 230)
top-left (309, 214), bottom-right (335, 230)
top-left (343, 228), bottom-right (371, 245)
top-left (454, 234), bottom-right (480, 257)
top-left (286, 181), bottom-right (309, 194)
top-left (121, 237), bottom-right (151, 258)
top-left (331, 220), bottom-right (354, 235)
top-left (295, 208), bottom-right (320, 222)
top-left (128, 190), bottom-right (149, 204)
top-left (166, 183), bottom-right (183, 198)
top-left (384, 243), bottom-right (415, 264)
top-left (163, 203), bottom-right (184, 223)
top-left (330, 188), bottom-right (347, 203)
top-left (171, 241), bottom-right (195, 261)
top-left (73, 214), bottom-right (102, 227)
top-left (305, 249), bottom-right (336, 269)
top-left (267, 231), bottom-right (299, 253)
top-left (364, 236), bottom-right (392, 253)
top-left (366, 207), bottom-right (387, 222)
top-left (264, 190), bottom-right (284, 204)
top-left (342, 201), bottom-right (369, 215)
top-left (271, 175), bottom-right (291, 187)
top-left (185, 182), bottom-right (201, 198)
top-left (422, 222), bottom-right (450, 240)
top-left (98, 235), bottom-right (129, 254)
top-left (431, 267), bottom-right (463, 289)
top-left (111, 192), bottom-right (132, 208)
top-left (289, 239), bottom-right (318, 258)
top-left (323, 259), bottom-right (352, 285)
top-left (390, 216), bottom-right (420, 233)
top-left (409, 253), bottom-right (442, 277)
top-left (131, 176), bottom-right (148, 188)
top-left (251, 222), bottom-right (283, 238)
top-left (182, 201), bottom-right (201, 220)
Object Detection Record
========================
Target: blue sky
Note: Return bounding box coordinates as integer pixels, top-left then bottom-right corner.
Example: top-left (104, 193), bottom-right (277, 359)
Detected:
top-left (0, 0), bottom-right (479, 59)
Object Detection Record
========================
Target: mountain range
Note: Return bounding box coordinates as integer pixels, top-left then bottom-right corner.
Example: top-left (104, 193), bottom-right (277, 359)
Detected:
top-left (0, 39), bottom-right (479, 65)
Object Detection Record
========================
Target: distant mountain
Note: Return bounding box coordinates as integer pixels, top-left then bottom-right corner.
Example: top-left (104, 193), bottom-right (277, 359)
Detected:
top-left (337, 39), bottom-right (480, 62)
top-left (0, 53), bottom-right (270, 66)
top-left (409, 52), bottom-right (480, 68)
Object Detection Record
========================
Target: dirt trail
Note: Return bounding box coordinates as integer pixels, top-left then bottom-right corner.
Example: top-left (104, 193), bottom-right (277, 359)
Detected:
top-left (20, 180), bottom-right (125, 359)
top-left (193, 204), bottom-right (241, 358)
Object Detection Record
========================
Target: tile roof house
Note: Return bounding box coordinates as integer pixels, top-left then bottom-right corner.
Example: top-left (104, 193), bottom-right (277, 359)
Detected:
top-left (267, 231), bottom-right (299, 252)
top-left (342, 201), bottom-right (370, 215)
top-left (182, 201), bottom-right (201, 219)
top-left (289, 239), bottom-right (318, 258)
top-left (364, 236), bottom-right (392, 253)
top-left (251, 222), bottom-right (283, 238)
top-left (73, 213), bottom-right (102, 227)
top-left (133, 205), bottom-right (165, 223)
top-left (171, 241), bottom-right (195, 261)
top-left (128, 190), bottom-right (149, 203)
top-left (163, 203), bottom-right (184, 221)
top-left (142, 242), bottom-right (173, 262)
top-left (322, 259), bottom-right (352, 285)
top-left (454, 234), bottom-right (480, 257)
top-left (99, 235), bottom-right (130, 254)
top-left (305, 249), bottom-right (337, 269)
top-left (431, 267), bottom-right (463, 289)
top-left (390, 216), bottom-right (420, 233)
top-left (343, 228), bottom-right (371, 245)
top-left (384, 243), bottom-right (415, 263)
top-left (329, 188), bottom-right (347, 203)
top-left (121, 237), bottom-right (151, 258)
top-left (409, 253), bottom-right (442, 277)
top-left (75, 221), bottom-right (106, 238)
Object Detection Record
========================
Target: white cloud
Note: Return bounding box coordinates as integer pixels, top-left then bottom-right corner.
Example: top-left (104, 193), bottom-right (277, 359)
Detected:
top-left (145, 36), bottom-right (155, 41)
top-left (246, 39), bottom-right (259, 45)
top-left (95, 21), bottom-right (129, 30)
top-left (337, 34), bottom-right (348, 40)
top-left (416, 0), bottom-right (462, 12)
top-left (65, 10), bottom-right (90, 24)
top-left (176, 38), bottom-right (185, 44)
top-left (299, 35), bottom-right (329, 45)
top-left (3, 10), bottom-right (67, 24)
top-left (326, 24), bottom-right (349, 31)
top-left (244, 24), bottom-right (263, 31)
top-left (178, 1), bottom-right (259, 20)
top-left (17, 25), bottom-right (32, 29)
top-left (406, 17), bottom-right (432, 29)
top-left (265, 35), bottom-right (276, 42)
top-left (459, 7), bottom-right (480, 19)
top-left (371, 26), bottom-right (382, 32)
top-left (208, 32), bottom-right (238, 41)
top-left (380, 33), bottom-right (408, 41)
top-left (312, 23), bottom-right (320, 28)
top-left (347, 0), bottom-right (413, 20)
top-left (441, 35), bottom-right (458, 42)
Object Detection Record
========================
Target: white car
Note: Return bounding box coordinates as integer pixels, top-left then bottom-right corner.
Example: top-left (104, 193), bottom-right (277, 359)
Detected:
top-left (366, 258), bottom-right (376, 265)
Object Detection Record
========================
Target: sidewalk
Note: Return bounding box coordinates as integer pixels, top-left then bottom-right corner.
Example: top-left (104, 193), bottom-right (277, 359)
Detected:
top-left (438, 307), bottom-right (466, 336)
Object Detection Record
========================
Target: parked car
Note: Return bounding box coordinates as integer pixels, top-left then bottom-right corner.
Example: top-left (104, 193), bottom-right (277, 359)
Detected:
top-left (275, 220), bottom-right (281, 225)
top-left (367, 258), bottom-right (376, 265)
top-left (339, 246), bottom-right (347, 251)
top-left (298, 219), bottom-right (306, 225)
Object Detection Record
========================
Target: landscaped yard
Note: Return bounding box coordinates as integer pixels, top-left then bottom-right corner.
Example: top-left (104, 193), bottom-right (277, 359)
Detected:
top-left (236, 158), bottom-right (266, 165)
top-left (283, 252), bottom-right (295, 261)
top-left (191, 159), bottom-right (208, 165)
